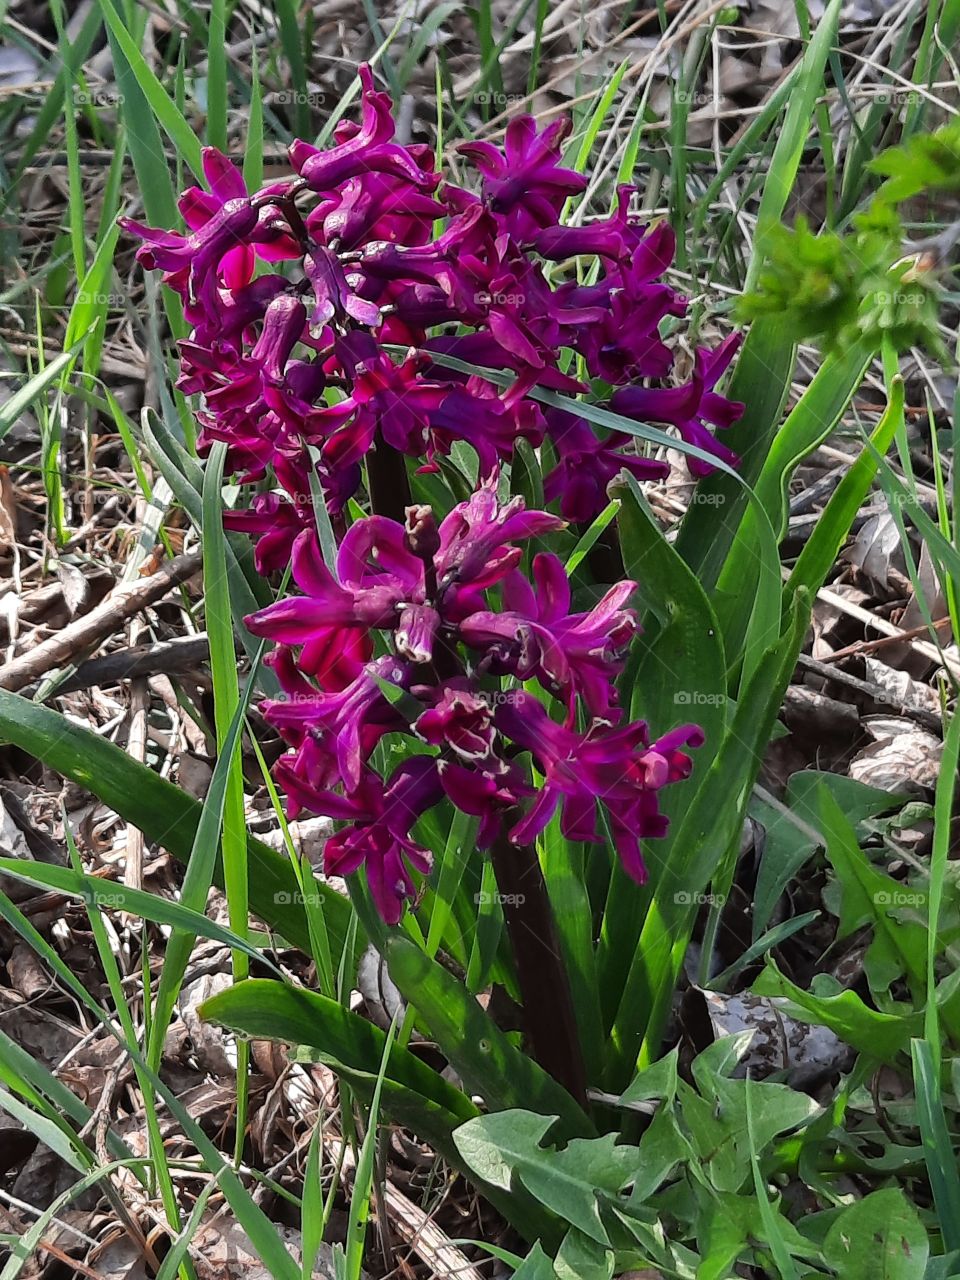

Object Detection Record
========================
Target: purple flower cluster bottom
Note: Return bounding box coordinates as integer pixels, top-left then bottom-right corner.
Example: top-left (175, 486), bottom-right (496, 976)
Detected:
top-left (244, 478), bottom-right (702, 923)
top-left (119, 67), bottom-right (727, 921)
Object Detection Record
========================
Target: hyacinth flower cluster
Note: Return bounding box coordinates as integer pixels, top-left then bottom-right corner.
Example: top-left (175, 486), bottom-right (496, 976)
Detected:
top-left (241, 477), bottom-right (703, 923)
top-left (120, 65), bottom-right (745, 579)
top-left (117, 69), bottom-right (731, 926)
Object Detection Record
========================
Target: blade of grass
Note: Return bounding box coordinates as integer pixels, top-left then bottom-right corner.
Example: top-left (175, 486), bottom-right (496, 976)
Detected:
top-left (202, 442), bottom-right (252, 1162)
top-left (747, 0), bottom-right (842, 290)
top-left (0, 890), bottom-right (300, 1280)
top-left (206, 0), bottom-right (227, 150)
top-left (96, 0), bottom-right (204, 180)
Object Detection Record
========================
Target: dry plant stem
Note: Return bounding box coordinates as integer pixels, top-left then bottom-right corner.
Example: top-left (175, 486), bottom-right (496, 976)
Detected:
top-left (0, 550), bottom-right (202, 692)
top-left (489, 825), bottom-right (588, 1108)
top-left (24, 633), bottom-right (211, 698)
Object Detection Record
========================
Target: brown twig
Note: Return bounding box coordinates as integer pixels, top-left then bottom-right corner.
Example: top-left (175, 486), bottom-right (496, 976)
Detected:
top-left (0, 551), bottom-right (202, 693)
top-left (818, 615), bottom-right (953, 665)
top-left (23, 633), bottom-right (211, 698)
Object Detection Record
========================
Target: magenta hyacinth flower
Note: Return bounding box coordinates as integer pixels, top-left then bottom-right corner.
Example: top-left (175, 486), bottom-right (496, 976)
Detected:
top-left (459, 116), bottom-right (587, 240)
top-left (235, 480), bottom-right (703, 917)
top-left (118, 67), bottom-right (726, 922)
top-left (460, 553), bottom-right (638, 718)
top-left (121, 62), bottom-right (744, 522)
top-left (283, 757), bottom-right (443, 925)
top-left (496, 693), bottom-right (703, 883)
top-left (611, 333), bottom-right (745, 476)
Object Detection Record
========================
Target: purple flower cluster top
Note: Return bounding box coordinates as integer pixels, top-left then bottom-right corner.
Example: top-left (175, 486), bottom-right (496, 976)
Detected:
top-left (120, 68), bottom-right (725, 923)
top-left (121, 65), bottom-right (744, 568)
top-left (243, 477), bottom-right (702, 923)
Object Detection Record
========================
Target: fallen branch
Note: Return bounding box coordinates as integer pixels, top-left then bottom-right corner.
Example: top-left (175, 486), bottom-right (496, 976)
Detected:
top-left (24, 633), bottom-right (210, 699)
top-left (0, 552), bottom-right (202, 693)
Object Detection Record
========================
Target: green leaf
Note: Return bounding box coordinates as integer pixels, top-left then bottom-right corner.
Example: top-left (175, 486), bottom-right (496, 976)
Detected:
top-left (716, 336), bottom-right (875, 664)
top-left (0, 860), bottom-right (282, 980)
top-left (753, 959), bottom-right (919, 1060)
top-left (0, 341), bottom-right (86, 445)
top-left (823, 1187), bottom-right (929, 1279)
top-left (385, 937), bottom-right (594, 1137)
top-left (0, 690), bottom-right (353, 963)
top-left (198, 978), bottom-right (557, 1243)
top-left (454, 1110), bottom-right (638, 1246)
top-left (818, 787), bottom-right (928, 998)
top-left (675, 317), bottom-right (795, 593)
top-left (787, 378), bottom-right (904, 602)
top-left (609, 591), bottom-right (811, 1083)
top-left (96, 0), bottom-right (204, 180)
top-left (198, 978), bottom-right (476, 1139)
top-left (682, 1072), bottom-right (819, 1195)
top-left (751, 770), bottom-right (901, 938)
top-left (618, 476), bottom-right (727, 749)
top-left (912, 1039), bottom-right (960, 1254)
top-left (869, 119), bottom-right (960, 205)
top-left (512, 1244), bottom-right (560, 1280)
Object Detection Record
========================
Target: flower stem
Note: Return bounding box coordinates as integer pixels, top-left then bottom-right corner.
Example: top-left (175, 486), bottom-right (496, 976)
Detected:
top-left (489, 825), bottom-right (588, 1108)
top-left (367, 432), bottom-right (412, 524)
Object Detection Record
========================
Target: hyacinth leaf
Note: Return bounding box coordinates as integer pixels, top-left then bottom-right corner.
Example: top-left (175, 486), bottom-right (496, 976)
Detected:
top-left (201, 442), bottom-right (252, 1154)
top-left (786, 377), bottom-right (904, 603)
top-left (197, 979), bottom-right (558, 1242)
top-left (384, 937), bottom-right (595, 1138)
top-left (675, 316), bottom-right (796, 590)
top-left (597, 479), bottom-right (728, 1023)
top-left (539, 814), bottom-right (605, 1085)
top-left (617, 476), bottom-right (728, 762)
top-left (199, 980), bottom-right (477, 1130)
top-left (64, 222), bottom-right (122, 378)
top-left (740, 335), bottom-right (876, 542)
top-left (605, 589), bottom-right (811, 1086)
top-left (0, 690), bottom-right (355, 964)
top-left (714, 334), bottom-right (876, 671)
top-left (421, 349), bottom-right (741, 480)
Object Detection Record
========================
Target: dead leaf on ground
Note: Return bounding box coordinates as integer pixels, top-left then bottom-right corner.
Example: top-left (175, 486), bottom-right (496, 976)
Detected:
top-left (848, 717), bottom-right (942, 794)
